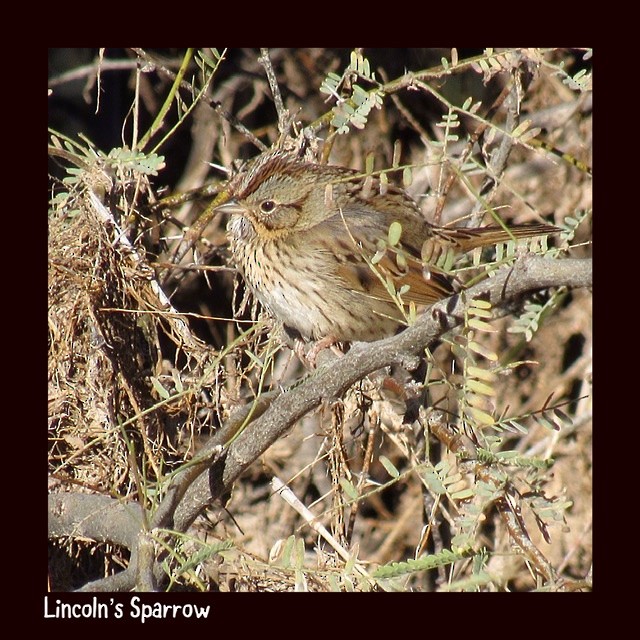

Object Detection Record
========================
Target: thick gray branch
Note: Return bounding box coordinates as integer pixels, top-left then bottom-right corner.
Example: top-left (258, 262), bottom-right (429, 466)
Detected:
top-left (179, 255), bottom-right (591, 521)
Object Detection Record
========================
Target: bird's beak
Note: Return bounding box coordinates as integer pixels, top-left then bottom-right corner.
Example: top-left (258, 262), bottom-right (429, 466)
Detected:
top-left (214, 199), bottom-right (246, 216)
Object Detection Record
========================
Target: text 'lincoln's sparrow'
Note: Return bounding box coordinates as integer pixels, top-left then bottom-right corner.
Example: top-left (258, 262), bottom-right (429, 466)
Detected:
top-left (217, 151), bottom-right (557, 345)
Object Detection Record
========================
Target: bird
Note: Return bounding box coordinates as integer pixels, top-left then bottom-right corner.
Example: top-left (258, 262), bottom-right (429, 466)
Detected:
top-left (216, 150), bottom-right (558, 346)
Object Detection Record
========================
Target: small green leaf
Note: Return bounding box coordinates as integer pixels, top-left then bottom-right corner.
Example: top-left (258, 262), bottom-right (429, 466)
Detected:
top-left (339, 477), bottom-right (359, 500)
top-left (466, 379), bottom-right (496, 397)
top-left (353, 84), bottom-right (368, 105)
top-left (362, 57), bottom-right (371, 77)
top-left (245, 350), bottom-right (264, 367)
top-left (171, 369), bottom-right (184, 393)
top-left (151, 377), bottom-right (170, 400)
top-left (451, 488), bottom-right (474, 501)
top-left (553, 408), bottom-right (573, 427)
top-left (199, 52), bottom-right (221, 69)
top-left (350, 50), bottom-right (358, 70)
top-left (443, 470), bottom-right (462, 486)
top-left (407, 301), bottom-right (417, 324)
top-left (294, 537), bottom-right (306, 569)
top-left (533, 413), bottom-right (559, 431)
top-left (468, 307), bottom-right (492, 319)
top-left (519, 126), bottom-right (542, 143)
top-left (435, 459), bottom-right (450, 475)
top-left (279, 535), bottom-right (296, 567)
top-left (388, 221), bottom-right (402, 246)
top-left (467, 366), bottom-right (496, 382)
top-left (468, 341), bottom-right (498, 361)
top-left (467, 392), bottom-right (492, 409)
top-left (392, 141), bottom-right (402, 167)
top-left (505, 420), bottom-right (527, 434)
top-left (470, 298), bottom-right (492, 310)
top-left (365, 152), bottom-right (375, 175)
top-left (511, 119), bottom-right (532, 138)
top-left (466, 406), bottom-right (495, 426)
top-left (468, 317), bottom-right (496, 332)
top-left (380, 455), bottom-right (400, 478)
top-left (421, 469), bottom-right (446, 495)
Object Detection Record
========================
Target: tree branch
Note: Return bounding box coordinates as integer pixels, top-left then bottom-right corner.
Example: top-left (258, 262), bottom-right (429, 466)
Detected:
top-left (48, 493), bottom-right (144, 547)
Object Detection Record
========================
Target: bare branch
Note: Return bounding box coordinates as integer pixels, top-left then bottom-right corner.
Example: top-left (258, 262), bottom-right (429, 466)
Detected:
top-left (259, 48), bottom-right (290, 135)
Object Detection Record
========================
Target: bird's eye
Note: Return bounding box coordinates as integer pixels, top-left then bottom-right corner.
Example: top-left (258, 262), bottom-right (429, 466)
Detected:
top-left (260, 200), bottom-right (276, 213)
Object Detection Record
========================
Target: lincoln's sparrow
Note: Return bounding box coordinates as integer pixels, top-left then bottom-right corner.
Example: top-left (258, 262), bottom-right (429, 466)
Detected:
top-left (218, 151), bottom-right (557, 344)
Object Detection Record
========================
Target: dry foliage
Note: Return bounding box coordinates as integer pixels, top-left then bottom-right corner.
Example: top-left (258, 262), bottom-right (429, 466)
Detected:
top-left (48, 48), bottom-right (592, 592)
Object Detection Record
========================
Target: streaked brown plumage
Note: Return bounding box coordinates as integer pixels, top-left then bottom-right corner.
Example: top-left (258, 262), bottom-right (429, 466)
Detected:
top-left (218, 151), bottom-right (557, 343)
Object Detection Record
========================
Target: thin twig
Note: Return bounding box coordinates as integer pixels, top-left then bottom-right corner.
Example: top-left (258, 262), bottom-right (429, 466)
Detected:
top-left (48, 58), bottom-right (150, 88)
top-left (259, 48), bottom-right (290, 135)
